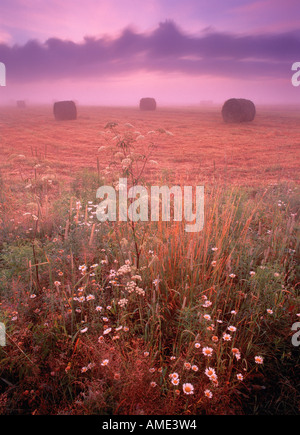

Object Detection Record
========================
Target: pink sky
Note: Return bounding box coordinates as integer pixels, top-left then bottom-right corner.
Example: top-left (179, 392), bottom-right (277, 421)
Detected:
top-left (0, 0), bottom-right (299, 105)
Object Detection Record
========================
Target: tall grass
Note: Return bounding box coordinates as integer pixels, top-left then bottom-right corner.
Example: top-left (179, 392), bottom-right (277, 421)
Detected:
top-left (0, 126), bottom-right (299, 415)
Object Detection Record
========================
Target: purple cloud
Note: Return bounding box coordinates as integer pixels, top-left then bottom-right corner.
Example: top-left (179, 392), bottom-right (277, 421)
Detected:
top-left (0, 21), bottom-right (298, 83)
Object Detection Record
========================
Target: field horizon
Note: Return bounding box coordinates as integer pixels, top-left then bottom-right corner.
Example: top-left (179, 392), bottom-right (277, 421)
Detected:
top-left (1, 104), bottom-right (299, 187)
top-left (0, 104), bottom-right (299, 416)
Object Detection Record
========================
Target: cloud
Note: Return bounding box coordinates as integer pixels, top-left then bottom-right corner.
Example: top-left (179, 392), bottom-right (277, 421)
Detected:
top-left (0, 21), bottom-right (298, 84)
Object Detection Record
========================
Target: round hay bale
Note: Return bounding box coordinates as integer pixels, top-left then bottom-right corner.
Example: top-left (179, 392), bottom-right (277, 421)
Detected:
top-left (53, 100), bottom-right (77, 121)
top-left (222, 98), bottom-right (256, 123)
top-left (17, 100), bottom-right (26, 109)
top-left (139, 98), bottom-right (157, 111)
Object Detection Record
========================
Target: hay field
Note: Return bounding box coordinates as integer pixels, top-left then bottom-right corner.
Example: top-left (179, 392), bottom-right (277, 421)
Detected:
top-left (1, 104), bottom-right (299, 186)
top-left (0, 104), bottom-right (299, 415)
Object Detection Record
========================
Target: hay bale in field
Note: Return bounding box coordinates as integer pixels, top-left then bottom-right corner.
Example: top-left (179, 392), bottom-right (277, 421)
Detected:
top-left (222, 98), bottom-right (256, 123)
top-left (139, 98), bottom-right (157, 111)
top-left (53, 100), bottom-right (77, 121)
top-left (17, 100), bottom-right (26, 109)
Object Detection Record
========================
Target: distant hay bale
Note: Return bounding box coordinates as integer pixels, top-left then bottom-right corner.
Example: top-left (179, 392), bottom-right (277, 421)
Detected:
top-left (17, 100), bottom-right (26, 109)
top-left (53, 100), bottom-right (77, 121)
top-left (222, 98), bottom-right (256, 123)
top-left (139, 98), bottom-right (157, 111)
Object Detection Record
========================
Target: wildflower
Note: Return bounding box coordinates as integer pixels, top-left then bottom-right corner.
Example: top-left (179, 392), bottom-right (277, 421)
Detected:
top-left (212, 336), bottom-right (219, 343)
top-left (203, 314), bottom-right (211, 321)
top-left (135, 287), bottom-right (145, 296)
top-left (228, 326), bottom-right (237, 332)
top-left (81, 367), bottom-right (88, 373)
top-left (150, 382), bottom-right (157, 388)
top-left (202, 347), bottom-right (213, 357)
top-left (30, 294), bottom-right (37, 299)
top-left (170, 356), bottom-right (176, 360)
top-left (80, 327), bottom-right (88, 333)
top-left (103, 328), bottom-right (112, 335)
top-left (222, 333), bottom-right (232, 341)
top-left (267, 309), bottom-right (273, 314)
top-left (211, 261), bottom-right (217, 267)
top-left (169, 372), bottom-right (179, 380)
top-left (171, 378), bottom-right (180, 386)
top-left (184, 362), bottom-right (191, 370)
top-left (194, 342), bottom-right (201, 349)
top-left (204, 389), bottom-right (213, 399)
top-left (255, 356), bottom-right (264, 364)
top-left (182, 383), bottom-right (194, 395)
top-left (143, 351), bottom-right (149, 357)
top-left (123, 326), bottom-right (129, 332)
top-left (232, 348), bottom-right (241, 361)
top-left (211, 247), bottom-right (218, 251)
top-left (229, 273), bottom-right (236, 278)
top-left (210, 374), bottom-right (218, 385)
top-left (274, 273), bottom-right (280, 278)
top-left (132, 275), bottom-right (142, 281)
top-left (102, 317), bottom-right (109, 322)
top-left (192, 365), bottom-right (199, 372)
top-left (149, 368), bottom-right (156, 373)
top-left (95, 306), bottom-right (103, 311)
top-left (205, 367), bottom-right (216, 378)
top-left (118, 298), bottom-right (128, 307)
top-left (153, 278), bottom-right (160, 286)
top-left (203, 300), bottom-right (212, 307)
top-left (237, 373), bottom-right (244, 381)
top-left (250, 271), bottom-right (256, 276)
top-left (115, 326), bottom-right (123, 332)
top-left (98, 336), bottom-right (104, 343)
top-left (79, 265), bottom-right (87, 273)
top-left (86, 294), bottom-right (95, 301)
top-left (101, 359), bottom-right (109, 366)
top-left (231, 310), bottom-right (237, 315)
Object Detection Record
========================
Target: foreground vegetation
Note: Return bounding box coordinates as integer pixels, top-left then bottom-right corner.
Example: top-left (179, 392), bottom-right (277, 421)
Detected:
top-left (0, 124), bottom-right (299, 415)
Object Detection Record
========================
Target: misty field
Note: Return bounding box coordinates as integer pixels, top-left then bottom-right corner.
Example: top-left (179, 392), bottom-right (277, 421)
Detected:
top-left (0, 105), bottom-right (299, 415)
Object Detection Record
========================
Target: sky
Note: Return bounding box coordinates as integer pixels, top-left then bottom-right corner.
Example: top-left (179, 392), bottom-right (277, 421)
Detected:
top-left (0, 0), bottom-right (300, 106)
